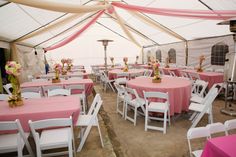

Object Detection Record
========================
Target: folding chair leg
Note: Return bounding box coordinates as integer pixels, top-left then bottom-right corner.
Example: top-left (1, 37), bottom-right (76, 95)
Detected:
top-left (77, 125), bottom-right (92, 152)
top-left (168, 110), bottom-right (171, 126)
top-left (97, 123), bottom-right (104, 147)
top-left (68, 136), bottom-right (73, 157)
top-left (145, 111), bottom-right (148, 131)
top-left (134, 107), bottom-right (137, 126)
top-left (163, 111), bottom-right (167, 134)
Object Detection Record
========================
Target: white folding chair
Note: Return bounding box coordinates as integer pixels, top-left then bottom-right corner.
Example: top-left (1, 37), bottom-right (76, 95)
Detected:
top-left (179, 71), bottom-right (189, 78)
top-left (168, 70), bottom-right (176, 77)
top-left (65, 84), bottom-right (86, 114)
top-left (3, 83), bottom-right (12, 95)
top-left (188, 72), bottom-right (201, 81)
top-left (143, 91), bottom-right (171, 134)
top-left (116, 72), bottom-right (129, 79)
top-left (124, 87), bottom-right (145, 126)
top-left (206, 122), bottom-right (227, 137)
top-left (143, 70), bottom-right (152, 77)
top-left (22, 92), bottom-right (41, 99)
top-left (0, 119), bottom-right (34, 157)
top-left (215, 69), bottom-right (224, 73)
top-left (0, 94), bottom-right (9, 101)
top-left (115, 77), bottom-right (127, 85)
top-left (187, 127), bottom-right (211, 157)
top-left (224, 119), bottom-right (236, 135)
top-left (100, 71), bottom-right (115, 92)
top-left (76, 94), bottom-right (104, 152)
top-left (42, 85), bottom-right (64, 96)
top-left (32, 78), bottom-right (48, 82)
top-left (189, 86), bottom-right (220, 128)
top-left (29, 117), bottom-right (75, 157)
top-left (114, 83), bottom-right (125, 117)
top-left (48, 88), bottom-right (71, 97)
top-left (191, 80), bottom-right (208, 98)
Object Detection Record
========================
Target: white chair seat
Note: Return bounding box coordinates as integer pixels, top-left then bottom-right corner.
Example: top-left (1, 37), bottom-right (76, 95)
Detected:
top-left (0, 133), bottom-right (29, 151)
top-left (129, 98), bottom-right (145, 107)
top-left (148, 102), bottom-right (169, 111)
top-left (189, 103), bottom-right (210, 114)
top-left (190, 95), bottom-right (204, 103)
top-left (40, 128), bottom-right (71, 150)
top-left (77, 115), bottom-right (97, 126)
top-left (192, 150), bottom-right (203, 157)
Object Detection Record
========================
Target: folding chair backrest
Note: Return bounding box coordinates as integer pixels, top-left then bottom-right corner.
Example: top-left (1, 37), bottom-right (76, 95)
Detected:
top-left (22, 92), bottom-right (41, 99)
top-left (65, 84), bottom-right (85, 94)
top-left (144, 91), bottom-right (169, 101)
top-left (206, 122), bottom-right (227, 135)
top-left (117, 73), bottom-right (129, 78)
top-left (187, 127), bottom-right (210, 157)
top-left (48, 88), bottom-right (71, 97)
top-left (179, 71), bottom-right (189, 78)
top-left (0, 94), bottom-right (9, 101)
top-left (224, 119), bottom-right (236, 135)
top-left (87, 94), bottom-right (102, 115)
top-left (168, 70), bottom-right (176, 77)
top-left (115, 78), bottom-right (127, 85)
top-left (144, 70), bottom-right (152, 77)
top-left (3, 83), bottom-right (12, 94)
top-left (124, 87), bottom-right (136, 102)
top-left (188, 72), bottom-right (200, 80)
top-left (21, 87), bottom-right (41, 93)
top-left (0, 120), bottom-right (19, 131)
top-left (114, 83), bottom-right (125, 94)
top-left (192, 80), bottom-right (208, 97)
top-left (43, 85), bottom-right (63, 95)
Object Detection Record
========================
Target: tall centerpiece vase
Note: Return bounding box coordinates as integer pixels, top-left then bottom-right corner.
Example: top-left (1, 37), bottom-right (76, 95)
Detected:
top-left (66, 58), bottom-right (73, 72)
top-left (152, 62), bottom-right (161, 83)
top-left (5, 61), bottom-right (23, 108)
top-left (110, 57), bottom-right (114, 68)
top-left (197, 55), bottom-right (205, 72)
top-left (61, 58), bottom-right (67, 75)
top-left (52, 63), bottom-right (62, 83)
top-left (123, 57), bottom-right (128, 72)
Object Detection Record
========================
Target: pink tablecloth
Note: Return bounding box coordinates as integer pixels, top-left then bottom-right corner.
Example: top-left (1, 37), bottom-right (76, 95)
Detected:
top-left (0, 96), bottom-right (80, 132)
top-left (21, 79), bottom-right (94, 95)
top-left (108, 69), bottom-right (145, 80)
top-left (182, 69), bottom-right (223, 88)
top-left (127, 76), bottom-right (192, 115)
top-left (160, 67), bottom-right (181, 76)
top-left (201, 134), bottom-right (236, 157)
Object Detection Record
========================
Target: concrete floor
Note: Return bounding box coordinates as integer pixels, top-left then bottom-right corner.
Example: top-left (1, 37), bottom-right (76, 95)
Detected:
top-left (2, 82), bottom-right (235, 157)
top-left (77, 83), bottom-right (236, 157)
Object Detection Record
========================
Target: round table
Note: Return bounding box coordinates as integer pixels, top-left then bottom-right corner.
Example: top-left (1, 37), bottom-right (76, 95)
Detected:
top-left (108, 69), bottom-right (145, 80)
top-left (127, 76), bottom-right (192, 115)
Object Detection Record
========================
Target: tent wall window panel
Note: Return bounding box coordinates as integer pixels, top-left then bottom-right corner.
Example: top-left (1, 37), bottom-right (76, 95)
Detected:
top-left (168, 48), bottom-right (176, 63)
top-left (211, 43), bottom-right (229, 66)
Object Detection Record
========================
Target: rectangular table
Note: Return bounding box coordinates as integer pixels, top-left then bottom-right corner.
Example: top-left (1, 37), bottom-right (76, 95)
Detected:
top-left (201, 134), bottom-right (236, 157)
top-left (0, 95), bottom-right (80, 132)
top-left (21, 79), bottom-right (94, 96)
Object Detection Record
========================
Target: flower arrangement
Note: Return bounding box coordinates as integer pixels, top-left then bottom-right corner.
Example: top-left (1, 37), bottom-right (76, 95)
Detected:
top-left (61, 58), bottom-right (68, 75)
top-left (5, 61), bottom-right (23, 107)
top-left (53, 63), bottom-right (62, 83)
top-left (135, 56), bottom-right (139, 64)
top-left (110, 57), bottom-right (114, 68)
top-left (123, 57), bottom-right (128, 72)
top-left (197, 55), bottom-right (205, 72)
top-left (66, 58), bottom-right (73, 72)
top-left (152, 61), bottom-right (161, 83)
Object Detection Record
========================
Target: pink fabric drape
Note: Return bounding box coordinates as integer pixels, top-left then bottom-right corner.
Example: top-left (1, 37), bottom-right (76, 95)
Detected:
top-left (112, 2), bottom-right (236, 20)
top-left (45, 10), bottom-right (105, 51)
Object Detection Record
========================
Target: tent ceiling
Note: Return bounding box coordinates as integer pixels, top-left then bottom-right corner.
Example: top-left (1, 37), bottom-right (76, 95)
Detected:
top-left (0, 0), bottom-right (234, 48)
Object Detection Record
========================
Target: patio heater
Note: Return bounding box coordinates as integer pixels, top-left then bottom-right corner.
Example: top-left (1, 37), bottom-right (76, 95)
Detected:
top-left (97, 39), bottom-right (113, 73)
top-left (218, 19), bottom-right (236, 116)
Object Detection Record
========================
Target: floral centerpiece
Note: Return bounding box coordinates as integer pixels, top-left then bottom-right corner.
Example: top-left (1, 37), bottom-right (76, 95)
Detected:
top-left (152, 61), bottom-right (161, 83)
top-left (52, 63), bottom-right (62, 83)
top-left (66, 58), bottom-right (73, 72)
top-left (135, 56), bottom-right (139, 64)
top-left (165, 57), bottom-right (170, 68)
top-left (123, 57), bottom-right (128, 72)
top-left (5, 61), bottom-right (23, 107)
top-left (197, 55), bottom-right (205, 72)
top-left (110, 57), bottom-right (114, 68)
top-left (61, 58), bottom-right (68, 75)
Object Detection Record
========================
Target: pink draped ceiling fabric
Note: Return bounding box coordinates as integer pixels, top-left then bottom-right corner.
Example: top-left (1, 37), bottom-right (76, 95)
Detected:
top-left (45, 10), bottom-right (105, 51)
top-left (44, 2), bottom-right (236, 51)
top-left (112, 2), bottom-right (236, 20)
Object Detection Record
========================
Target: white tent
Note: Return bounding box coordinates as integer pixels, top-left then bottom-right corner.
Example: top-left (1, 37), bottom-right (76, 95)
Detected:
top-left (0, 0), bottom-right (235, 81)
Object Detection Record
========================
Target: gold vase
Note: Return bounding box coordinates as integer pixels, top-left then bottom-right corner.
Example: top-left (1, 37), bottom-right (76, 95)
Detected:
top-left (8, 76), bottom-right (24, 108)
